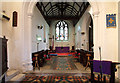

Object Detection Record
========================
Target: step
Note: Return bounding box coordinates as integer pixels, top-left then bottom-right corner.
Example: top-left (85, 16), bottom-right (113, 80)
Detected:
top-left (5, 69), bottom-right (20, 81)
top-left (9, 74), bottom-right (25, 82)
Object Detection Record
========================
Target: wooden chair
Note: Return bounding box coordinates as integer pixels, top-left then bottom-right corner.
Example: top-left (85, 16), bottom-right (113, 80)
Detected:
top-left (85, 54), bottom-right (91, 70)
top-left (34, 54), bottom-right (40, 70)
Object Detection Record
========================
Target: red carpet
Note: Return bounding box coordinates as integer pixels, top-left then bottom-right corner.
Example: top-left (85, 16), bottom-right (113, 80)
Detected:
top-left (49, 52), bottom-right (76, 56)
top-left (57, 53), bottom-right (70, 56)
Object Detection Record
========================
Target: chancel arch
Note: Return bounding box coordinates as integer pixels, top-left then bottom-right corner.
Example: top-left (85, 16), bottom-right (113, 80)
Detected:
top-left (22, 0), bottom-right (99, 71)
top-left (1, 0), bottom-right (120, 83)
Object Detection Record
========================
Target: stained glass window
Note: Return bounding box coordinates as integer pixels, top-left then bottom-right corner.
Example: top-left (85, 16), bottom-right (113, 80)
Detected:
top-left (55, 21), bottom-right (68, 41)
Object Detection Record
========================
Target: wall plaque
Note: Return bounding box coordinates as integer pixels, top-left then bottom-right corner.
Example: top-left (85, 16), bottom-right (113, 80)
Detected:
top-left (12, 11), bottom-right (17, 27)
top-left (106, 14), bottom-right (116, 28)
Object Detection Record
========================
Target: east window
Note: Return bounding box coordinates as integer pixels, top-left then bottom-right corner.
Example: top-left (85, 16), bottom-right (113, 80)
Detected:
top-left (55, 21), bottom-right (68, 41)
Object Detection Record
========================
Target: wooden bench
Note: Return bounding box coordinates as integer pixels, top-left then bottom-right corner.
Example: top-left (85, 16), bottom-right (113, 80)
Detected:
top-left (76, 49), bottom-right (94, 67)
top-left (90, 60), bottom-right (120, 83)
top-left (32, 50), bottom-right (46, 70)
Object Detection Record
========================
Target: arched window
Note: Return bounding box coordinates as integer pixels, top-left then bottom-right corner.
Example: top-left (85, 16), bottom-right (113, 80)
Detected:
top-left (55, 21), bottom-right (68, 41)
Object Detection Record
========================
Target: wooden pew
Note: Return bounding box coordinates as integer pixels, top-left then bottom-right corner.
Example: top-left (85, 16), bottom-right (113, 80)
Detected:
top-left (76, 49), bottom-right (94, 67)
top-left (32, 50), bottom-right (47, 70)
top-left (90, 60), bottom-right (120, 83)
top-left (32, 51), bottom-right (40, 70)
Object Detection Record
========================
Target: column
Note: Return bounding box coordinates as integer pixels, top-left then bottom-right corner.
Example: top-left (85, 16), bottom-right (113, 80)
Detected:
top-left (93, 13), bottom-right (100, 60)
top-left (118, 1), bottom-right (120, 79)
top-left (22, 14), bottom-right (33, 72)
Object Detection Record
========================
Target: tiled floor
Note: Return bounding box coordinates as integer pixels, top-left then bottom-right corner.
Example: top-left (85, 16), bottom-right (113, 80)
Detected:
top-left (22, 56), bottom-right (91, 82)
top-left (22, 56), bottom-right (120, 82)
top-left (25, 56), bottom-right (91, 74)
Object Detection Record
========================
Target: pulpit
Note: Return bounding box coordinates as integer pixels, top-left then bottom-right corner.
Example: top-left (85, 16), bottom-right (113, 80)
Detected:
top-left (0, 36), bottom-right (8, 82)
top-left (91, 60), bottom-right (120, 83)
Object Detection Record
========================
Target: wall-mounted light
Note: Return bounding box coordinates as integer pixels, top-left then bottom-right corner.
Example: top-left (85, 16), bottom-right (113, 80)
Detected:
top-left (38, 25), bottom-right (43, 29)
top-left (0, 11), bottom-right (10, 21)
top-left (89, 25), bottom-right (91, 28)
top-left (73, 33), bottom-right (76, 35)
top-left (37, 37), bottom-right (42, 41)
top-left (36, 35), bottom-right (42, 41)
top-left (81, 32), bottom-right (85, 35)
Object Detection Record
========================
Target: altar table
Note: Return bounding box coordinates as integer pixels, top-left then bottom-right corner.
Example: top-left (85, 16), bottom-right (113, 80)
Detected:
top-left (55, 47), bottom-right (69, 53)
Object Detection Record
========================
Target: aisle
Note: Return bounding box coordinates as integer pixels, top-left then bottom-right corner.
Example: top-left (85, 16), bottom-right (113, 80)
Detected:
top-left (21, 56), bottom-right (91, 83)
top-left (51, 56), bottom-right (77, 70)
top-left (25, 55), bottom-right (91, 74)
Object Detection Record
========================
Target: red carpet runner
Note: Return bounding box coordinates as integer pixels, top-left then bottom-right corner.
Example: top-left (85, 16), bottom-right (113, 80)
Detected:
top-left (49, 52), bottom-right (76, 56)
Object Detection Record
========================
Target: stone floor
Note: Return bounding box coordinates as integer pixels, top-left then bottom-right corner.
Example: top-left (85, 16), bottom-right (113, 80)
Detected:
top-left (22, 56), bottom-right (91, 82)
top-left (22, 56), bottom-right (120, 82)
top-left (25, 56), bottom-right (91, 74)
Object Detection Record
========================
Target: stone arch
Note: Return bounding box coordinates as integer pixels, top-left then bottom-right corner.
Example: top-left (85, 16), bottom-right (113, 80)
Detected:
top-left (86, 13), bottom-right (93, 51)
top-left (27, 0), bottom-right (39, 16)
top-left (21, 0), bottom-right (99, 71)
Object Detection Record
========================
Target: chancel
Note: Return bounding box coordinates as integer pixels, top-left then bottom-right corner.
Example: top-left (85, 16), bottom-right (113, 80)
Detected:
top-left (0, 0), bottom-right (120, 83)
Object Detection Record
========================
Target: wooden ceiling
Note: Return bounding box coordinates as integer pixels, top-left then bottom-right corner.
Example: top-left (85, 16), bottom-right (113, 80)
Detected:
top-left (36, 2), bottom-right (90, 26)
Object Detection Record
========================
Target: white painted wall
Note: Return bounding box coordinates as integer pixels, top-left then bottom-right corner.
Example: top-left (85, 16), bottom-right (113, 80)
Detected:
top-left (2, 2), bottom-right (23, 70)
top-left (31, 6), bottom-right (49, 52)
top-left (92, 2), bottom-right (118, 78)
top-left (50, 20), bottom-right (75, 50)
top-left (75, 24), bottom-right (81, 50)
top-left (0, 2), bottom-right (2, 79)
top-left (118, 1), bottom-right (120, 79)
top-left (1, 2), bottom-right (49, 71)
top-left (94, 2), bottom-right (118, 62)
top-left (75, 6), bottom-right (91, 50)
top-left (75, 2), bottom-right (118, 61)
top-left (0, 20), bottom-right (2, 37)
top-left (75, 2), bottom-right (119, 77)
top-left (0, 2), bottom-right (2, 37)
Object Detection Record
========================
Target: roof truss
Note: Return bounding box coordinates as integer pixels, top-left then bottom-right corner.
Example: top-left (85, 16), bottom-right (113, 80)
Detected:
top-left (36, 2), bottom-right (90, 26)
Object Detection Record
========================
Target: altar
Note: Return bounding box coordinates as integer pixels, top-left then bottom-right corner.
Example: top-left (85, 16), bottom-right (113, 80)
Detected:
top-left (55, 47), bottom-right (70, 53)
